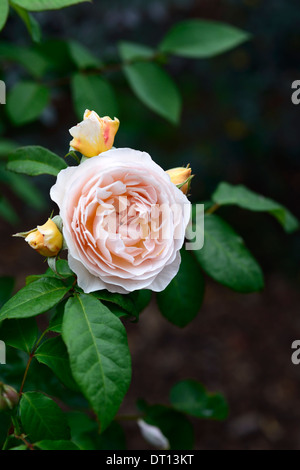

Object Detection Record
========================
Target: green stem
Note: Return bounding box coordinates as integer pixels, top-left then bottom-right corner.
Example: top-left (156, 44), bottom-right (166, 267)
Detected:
top-left (11, 413), bottom-right (21, 436)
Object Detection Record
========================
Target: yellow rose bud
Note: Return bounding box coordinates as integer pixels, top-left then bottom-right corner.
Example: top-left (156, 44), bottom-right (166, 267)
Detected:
top-left (14, 219), bottom-right (63, 257)
top-left (69, 109), bottom-right (120, 158)
top-left (166, 166), bottom-right (193, 194)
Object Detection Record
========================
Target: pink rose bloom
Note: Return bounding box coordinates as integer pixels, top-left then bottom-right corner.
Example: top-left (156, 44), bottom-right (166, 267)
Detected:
top-left (50, 148), bottom-right (190, 294)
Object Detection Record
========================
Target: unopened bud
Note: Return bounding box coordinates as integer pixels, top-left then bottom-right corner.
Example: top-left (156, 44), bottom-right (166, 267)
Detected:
top-left (13, 218), bottom-right (63, 257)
top-left (0, 383), bottom-right (19, 411)
top-left (166, 166), bottom-right (193, 194)
top-left (69, 110), bottom-right (120, 158)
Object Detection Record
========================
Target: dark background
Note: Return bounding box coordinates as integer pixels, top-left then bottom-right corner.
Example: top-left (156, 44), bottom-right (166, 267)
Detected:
top-left (1, 0), bottom-right (300, 449)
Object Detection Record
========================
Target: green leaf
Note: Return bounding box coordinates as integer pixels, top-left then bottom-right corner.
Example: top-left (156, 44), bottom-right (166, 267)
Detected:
top-left (71, 73), bottom-right (118, 120)
top-left (129, 289), bottom-right (152, 314)
top-left (212, 182), bottom-right (299, 234)
top-left (0, 276), bottom-right (14, 308)
top-left (0, 196), bottom-right (19, 224)
top-left (122, 61), bottom-right (181, 124)
top-left (119, 41), bottom-right (155, 62)
top-left (92, 290), bottom-right (139, 319)
top-left (0, 164), bottom-right (46, 210)
top-left (11, 0), bottom-right (90, 11)
top-left (0, 318), bottom-right (38, 354)
top-left (19, 392), bottom-right (70, 442)
top-left (7, 82), bottom-right (49, 126)
top-left (157, 249), bottom-right (204, 328)
top-left (62, 294), bottom-right (131, 432)
top-left (194, 214), bottom-right (264, 293)
top-left (35, 336), bottom-right (78, 390)
top-left (7, 146), bottom-right (67, 176)
top-left (0, 0), bottom-right (9, 32)
top-left (35, 440), bottom-right (80, 450)
top-left (0, 277), bottom-right (71, 322)
top-left (0, 139), bottom-right (18, 159)
top-left (68, 40), bottom-right (101, 69)
top-left (94, 421), bottom-right (126, 450)
top-left (47, 259), bottom-right (75, 279)
top-left (160, 19), bottom-right (250, 58)
top-left (10, 445), bottom-right (27, 450)
top-left (34, 441), bottom-right (80, 450)
top-left (48, 301), bottom-right (66, 333)
top-left (67, 411), bottom-right (98, 438)
top-left (0, 41), bottom-right (50, 78)
top-left (142, 404), bottom-right (194, 450)
top-left (11, 3), bottom-right (42, 42)
top-left (170, 380), bottom-right (229, 420)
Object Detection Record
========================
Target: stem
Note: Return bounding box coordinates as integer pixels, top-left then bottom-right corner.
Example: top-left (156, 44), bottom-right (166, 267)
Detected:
top-left (19, 355), bottom-right (33, 396)
top-left (19, 328), bottom-right (49, 396)
top-left (11, 414), bottom-right (21, 436)
top-left (205, 203), bottom-right (220, 215)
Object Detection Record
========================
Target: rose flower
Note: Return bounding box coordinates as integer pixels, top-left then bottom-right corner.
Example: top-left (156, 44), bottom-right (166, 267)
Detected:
top-left (50, 148), bottom-right (190, 293)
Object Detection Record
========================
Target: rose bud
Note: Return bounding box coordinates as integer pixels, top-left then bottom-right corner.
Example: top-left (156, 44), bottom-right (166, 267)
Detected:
top-left (14, 219), bottom-right (63, 257)
top-left (69, 109), bottom-right (120, 158)
top-left (0, 383), bottom-right (19, 411)
top-left (166, 166), bottom-right (193, 194)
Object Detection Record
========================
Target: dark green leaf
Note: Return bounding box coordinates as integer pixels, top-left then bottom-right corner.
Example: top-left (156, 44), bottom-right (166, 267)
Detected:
top-left (129, 290), bottom-right (152, 314)
top-left (0, 139), bottom-right (18, 159)
top-left (0, 277), bottom-right (14, 308)
top-left (0, 0), bottom-right (9, 32)
top-left (11, 3), bottom-right (42, 42)
top-left (122, 61), bottom-right (181, 124)
top-left (92, 290), bottom-right (138, 318)
top-left (62, 294), bottom-right (131, 432)
top-left (160, 19), bottom-right (250, 58)
top-left (0, 277), bottom-right (71, 322)
top-left (170, 380), bottom-right (229, 420)
top-left (48, 301), bottom-right (65, 333)
top-left (35, 440), bottom-right (80, 450)
top-left (35, 336), bottom-right (78, 390)
top-left (68, 40), bottom-right (101, 69)
top-left (0, 318), bottom-right (38, 354)
top-left (212, 182), bottom-right (299, 234)
top-left (7, 145), bottom-right (67, 176)
top-left (95, 421), bottom-right (126, 450)
top-left (71, 73), bottom-right (118, 120)
top-left (195, 214), bottom-right (264, 293)
top-left (0, 41), bottom-right (50, 78)
top-left (11, 0), bottom-right (90, 11)
top-left (119, 41), bottom-right (154, 61)
top-left (157, 249), bottom-right (204, 328)
top-left (7, 82), bottom-right (49, 126)
top-left (19, 392), bottom-right (70, 442)
top-left (10, 444), bottom-right (28, 450)
top-left (67, 411), bottom-right (98, 437)
top-left (143, 404), bottom-right (194, 450)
